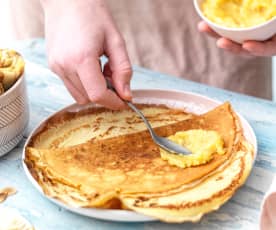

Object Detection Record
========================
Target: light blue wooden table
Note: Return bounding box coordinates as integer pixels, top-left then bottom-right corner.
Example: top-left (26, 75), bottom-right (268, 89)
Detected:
top-left (1, 39), bottom-right (276, 230)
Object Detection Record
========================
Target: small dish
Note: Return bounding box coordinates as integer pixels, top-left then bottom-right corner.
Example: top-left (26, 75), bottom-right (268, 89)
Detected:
top-left (194, 0), bottom-right (276, 43)
top-left (0, 73), bottom-right (29, 157)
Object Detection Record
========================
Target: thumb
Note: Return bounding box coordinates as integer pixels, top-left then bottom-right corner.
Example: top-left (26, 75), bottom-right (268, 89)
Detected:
top-left (104, 33), bottom-right (133, 101)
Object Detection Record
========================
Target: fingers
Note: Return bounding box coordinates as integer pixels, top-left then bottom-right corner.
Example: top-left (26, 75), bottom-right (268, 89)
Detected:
top-left (198, 20), bottom-right (274, 57)
top-left (198, 21), bottom-right (220, 39)
top-left (104, 33), bottom-right (132, 101)
top-left (217, 38), bottom-right (252, 56)
top-left (216, 35), bottom-right (276, 57)
top-left (49, 63), bottom-right (89, 104)
top-left (63, 70), bottom-right (89, 98)
top-left (77, 57), bottom-right (126, 109)
top-left (243, 35), bottom-right (276, 56)
top-left (61, 76), bottom-right (89, 105)
top-left (199, 20), bottom-right (276, 57)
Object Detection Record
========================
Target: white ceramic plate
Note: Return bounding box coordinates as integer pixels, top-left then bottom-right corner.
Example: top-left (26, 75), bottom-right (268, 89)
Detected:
top-left (22, 89), bottom-right (257, 222)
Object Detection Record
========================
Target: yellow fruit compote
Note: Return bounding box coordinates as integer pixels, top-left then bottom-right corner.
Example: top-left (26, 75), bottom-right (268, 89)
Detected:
top-left (160, 129), bottom-right (225, 168)
top-left (202, 0), bottom-right (276, 28)
top-left (0, 49), bottom-right (24, 95)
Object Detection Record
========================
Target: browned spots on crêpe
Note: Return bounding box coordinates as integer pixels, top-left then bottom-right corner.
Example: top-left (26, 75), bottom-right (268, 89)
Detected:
top-left (98, 126), bottom-right (116, 138)
top-left (109, 119), bottom-right (119, 123)
top-left (95, 117), bottom-right (104, 123)
top-left (146, 109), bottom-right (186, 118)
top-left (69, 137), bottom-right (159, 171)
top-left (126, 116), bottom-right (141, 125)
top-left (49, 124), bottom-right (92, 148)
top-left (90, 117), bottom-right (103, 133)
top-left (28, 104), bottom-right (181, 147)
top-left (74, 153), bottom-right (86, 162)
top-left (125, 110), bottom-right (190, 125)
top-left (137, 196), bottom-right (150, 202)
top-left (216, 176), bottom-right (224, 181)
top-left (28, 107), bottom-right (111, 147)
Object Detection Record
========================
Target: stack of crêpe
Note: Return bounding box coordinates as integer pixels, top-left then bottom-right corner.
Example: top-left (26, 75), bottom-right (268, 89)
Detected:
top-left (0, 49), bottom-right (24, 95)
top-left (25, 102), bottom-right (254, 222)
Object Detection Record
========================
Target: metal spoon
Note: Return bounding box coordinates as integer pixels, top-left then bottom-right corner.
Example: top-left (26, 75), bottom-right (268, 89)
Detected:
top-left (107, 80), bottom-right (192, 155)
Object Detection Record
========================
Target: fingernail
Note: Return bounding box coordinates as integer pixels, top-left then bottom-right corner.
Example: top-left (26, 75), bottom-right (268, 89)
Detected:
top-left (124, 84), bottom-right (132, 98)
top-left (242, 43), bottom-right (250, 51)
top-left (217, 41), bottom-right (229, 50)
top-left (216, 40), bottom-right (223, 49)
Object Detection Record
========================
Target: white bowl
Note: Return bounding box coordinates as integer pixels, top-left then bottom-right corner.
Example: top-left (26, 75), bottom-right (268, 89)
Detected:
top-left (194, 0), bottom-right (276, 43)
top-left (0, 74), bottom-right (29, 157)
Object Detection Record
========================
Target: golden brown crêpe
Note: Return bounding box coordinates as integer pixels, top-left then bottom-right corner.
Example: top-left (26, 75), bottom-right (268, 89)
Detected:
top-left (0, 49), bottom-right (24, 91)
top-left (25, 103), bottom-right (254, 222)
top-left (29, 105), bottom-right (194, 149)
top-left (123, 140), bottom-right (253, 222)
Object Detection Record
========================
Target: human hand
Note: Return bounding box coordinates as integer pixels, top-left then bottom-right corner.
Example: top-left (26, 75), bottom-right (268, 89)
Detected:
top-left (198, 21), bottom-right (276, 57)
top-left (41, 0), bottom-right (132, 109)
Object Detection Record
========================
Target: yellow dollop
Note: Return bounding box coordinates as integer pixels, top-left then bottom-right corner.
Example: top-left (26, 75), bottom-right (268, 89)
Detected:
top-left (202, 0), bottom-right (276, 28)
top-left (0, 49), bottom-right (25, 91)
top-left (160, 129), bottom-right (225, 168)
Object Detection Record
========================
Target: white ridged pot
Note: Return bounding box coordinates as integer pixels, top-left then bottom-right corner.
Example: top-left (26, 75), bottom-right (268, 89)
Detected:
top-left (0, 74), bottom-right (29, 156)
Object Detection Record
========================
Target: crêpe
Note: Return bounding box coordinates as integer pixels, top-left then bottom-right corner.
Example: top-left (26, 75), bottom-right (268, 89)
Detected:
top-left (25, 103), bottom-right (254, 222)
top-left (0, 49), bottom-right (25, 90)
top-left (29, 105), bottom-right (194, 148)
